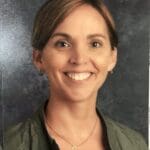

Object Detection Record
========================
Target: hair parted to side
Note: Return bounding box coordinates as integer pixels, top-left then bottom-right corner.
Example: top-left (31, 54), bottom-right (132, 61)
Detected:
top-left (31, 0), bottom-right (118, 51)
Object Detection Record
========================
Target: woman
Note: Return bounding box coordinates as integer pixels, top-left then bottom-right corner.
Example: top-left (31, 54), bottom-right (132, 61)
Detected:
top-left (4, 0), bottom-right (147, 150)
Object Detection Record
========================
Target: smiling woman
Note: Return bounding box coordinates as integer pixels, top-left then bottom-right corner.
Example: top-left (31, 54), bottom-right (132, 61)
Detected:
top-left (4, 0), bottom-right (147, 150)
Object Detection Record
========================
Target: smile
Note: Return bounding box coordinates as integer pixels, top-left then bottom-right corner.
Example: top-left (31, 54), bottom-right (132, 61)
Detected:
top-left (65, 72), bottom-right (92, 81)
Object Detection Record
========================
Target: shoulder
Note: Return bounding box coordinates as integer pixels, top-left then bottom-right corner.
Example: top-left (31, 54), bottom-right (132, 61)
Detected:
top-left (4, 102), bottom-right (46, 150)
top-left (4, 119), bottom-right (32, 147)
top-left (104, 116), bottom-right (148, 150)
top-left (4, 106), bottom-right (59, 150)
top-left (4, 118), bottom-right (38, 150)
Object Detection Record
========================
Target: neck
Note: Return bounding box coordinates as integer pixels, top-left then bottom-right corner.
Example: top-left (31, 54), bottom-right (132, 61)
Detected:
top-left (45, 93), bottom-right (99, 136)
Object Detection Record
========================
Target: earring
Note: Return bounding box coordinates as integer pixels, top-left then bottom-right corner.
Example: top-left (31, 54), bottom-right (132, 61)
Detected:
top-left (110, 70), bottom-right (114, 74)
top-left (39, 70), bottom-right (44, 76)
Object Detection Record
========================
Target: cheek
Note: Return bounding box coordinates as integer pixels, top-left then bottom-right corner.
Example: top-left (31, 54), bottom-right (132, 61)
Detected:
top-left (43, 52), bottom-right (68, 73)
top-left (93, 55), bottom-right (111, 71)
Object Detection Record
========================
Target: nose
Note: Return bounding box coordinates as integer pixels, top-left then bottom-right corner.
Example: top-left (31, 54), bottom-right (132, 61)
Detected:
top-left (69, 46), bottom-right (88, 65)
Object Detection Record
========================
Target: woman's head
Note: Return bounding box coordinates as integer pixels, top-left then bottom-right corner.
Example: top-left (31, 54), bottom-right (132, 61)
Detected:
top-left (32, 1), bottom-right (117, 102)
top-left (32, 0), bottom-right (118, 51)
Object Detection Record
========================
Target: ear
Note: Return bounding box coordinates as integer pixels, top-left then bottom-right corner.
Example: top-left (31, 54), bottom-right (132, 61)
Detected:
top-left (32, 49), bottom-right (45, 72)
top-left (107, 47), bottom-right (117, 72)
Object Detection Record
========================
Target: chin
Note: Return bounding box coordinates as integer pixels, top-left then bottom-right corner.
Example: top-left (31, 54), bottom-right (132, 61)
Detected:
top-left (62, 88), bottom-right (98, 103)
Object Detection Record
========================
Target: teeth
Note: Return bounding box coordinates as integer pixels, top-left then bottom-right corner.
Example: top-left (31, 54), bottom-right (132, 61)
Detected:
top-left (66, 72), bottom-right (91, 81)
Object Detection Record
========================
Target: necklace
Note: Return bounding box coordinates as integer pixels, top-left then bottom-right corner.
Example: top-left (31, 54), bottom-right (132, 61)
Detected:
top-left (44, 114), bottom-right (97, 150)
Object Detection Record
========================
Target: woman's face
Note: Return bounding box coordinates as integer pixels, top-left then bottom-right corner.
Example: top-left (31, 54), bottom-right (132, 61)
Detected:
top-left (33, 4), bottom-right (117, 102)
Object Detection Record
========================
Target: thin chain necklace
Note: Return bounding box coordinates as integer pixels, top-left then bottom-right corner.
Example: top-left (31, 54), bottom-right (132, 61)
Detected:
top-left (44, 114), bottom-right (98, 150)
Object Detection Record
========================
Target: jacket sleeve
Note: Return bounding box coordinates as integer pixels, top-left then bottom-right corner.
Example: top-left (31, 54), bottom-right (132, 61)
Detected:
top-left (105, 117), bottom-right (148, 150)
top-left (137, 133), bottom-right (148, 150)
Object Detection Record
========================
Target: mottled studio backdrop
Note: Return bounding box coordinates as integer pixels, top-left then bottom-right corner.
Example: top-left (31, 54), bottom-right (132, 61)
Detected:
top-left (0, 0), bottom-right (149, 144)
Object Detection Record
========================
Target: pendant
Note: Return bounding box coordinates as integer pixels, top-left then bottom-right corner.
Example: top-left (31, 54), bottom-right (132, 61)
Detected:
top-left (72, 145), bottom-right (77, 150)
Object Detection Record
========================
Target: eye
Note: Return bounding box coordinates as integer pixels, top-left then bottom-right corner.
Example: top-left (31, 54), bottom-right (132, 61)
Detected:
top-left (55, 40), bottom-right (71, 48)
top-left (91, 41), bottom-right (102, 48)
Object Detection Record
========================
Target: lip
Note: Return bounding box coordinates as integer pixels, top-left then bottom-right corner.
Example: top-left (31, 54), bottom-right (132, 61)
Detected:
top-left (64, 71), bottom-right (95, 81)
top-left (63, 69), bottom-right (96, 74)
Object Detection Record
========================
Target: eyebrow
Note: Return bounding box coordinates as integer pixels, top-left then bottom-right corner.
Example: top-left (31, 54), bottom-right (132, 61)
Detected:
top-left (50, 32), bottom-right (106, 40)
top-left (87, 34), bottom-right (106, 39)
top-left (50, 33), bottom-right (70, 39)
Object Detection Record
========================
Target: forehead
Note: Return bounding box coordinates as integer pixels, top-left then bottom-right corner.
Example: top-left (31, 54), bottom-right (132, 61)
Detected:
top-left (53, 4), bottom-right (109, 38)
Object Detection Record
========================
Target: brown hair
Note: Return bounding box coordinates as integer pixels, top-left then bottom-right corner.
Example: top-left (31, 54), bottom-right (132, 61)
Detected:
top-left (31, 0), bottom-right (118, 51)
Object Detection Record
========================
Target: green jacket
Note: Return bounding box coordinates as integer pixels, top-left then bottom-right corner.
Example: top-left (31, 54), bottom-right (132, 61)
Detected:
top-left (3, 102), bottom-right (148, 150)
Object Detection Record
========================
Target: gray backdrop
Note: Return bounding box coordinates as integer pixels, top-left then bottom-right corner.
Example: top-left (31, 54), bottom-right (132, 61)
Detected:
top-left (0, 0), bottom-right (149, 144)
